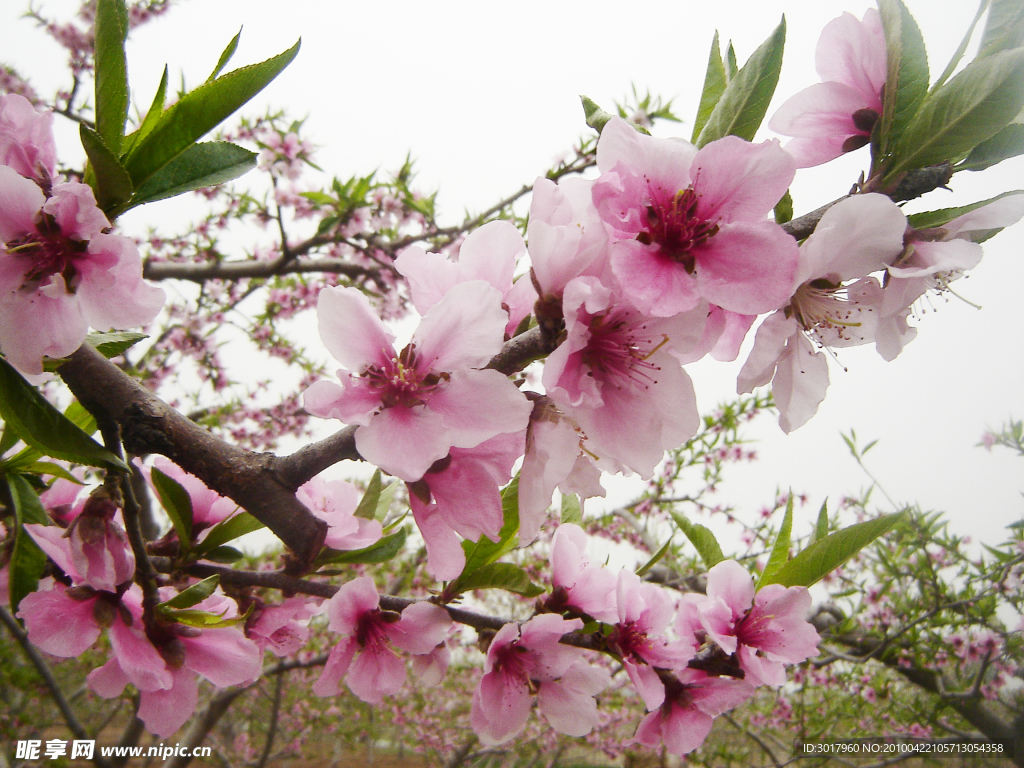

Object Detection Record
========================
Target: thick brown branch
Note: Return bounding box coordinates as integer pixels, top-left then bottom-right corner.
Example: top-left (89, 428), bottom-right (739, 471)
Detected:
top-left (58, 345), bottom-right (326, 566)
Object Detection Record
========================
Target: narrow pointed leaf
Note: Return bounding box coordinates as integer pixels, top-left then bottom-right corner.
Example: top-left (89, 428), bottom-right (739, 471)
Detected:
top-left (0, 357), bottom-right (126, 470)
top-left (160, 606), bottom-right (248, 628)
top-left (774, 189), bottom-right (793, 224)
top-left (80, 125), bottom-right (134, 213)
top-left (692, 31), bottom-right (728, 143)
top-left (158, 575), bottom-right (220, 610)
top-left (960, 123), bottom-right (1024, 170)
top-left (446, 562), bottom-right (544, 598)
top-left (89, 331), bottom-right (148, 360)
top-left (193, 512), bottom-right (264, 558)
top-left (761, 511), bottom-right (908, 587)
top-left (150, 466), bottom-right (194, 549)
top-left (697, 17), bottom-right (786, 146)
top-left (0, 424), bottom-right (19, 457)
top-left (122, 65), bottom-right (169, 157)
top-left (316, 527), bottom-right (407, 565)
top-left (636, 535), bottom-right (673, 577)
top-left (876, 0), bottom-right (930, 167)
top-left (670, 511), bottom-right (724, 568)
top-left (757, 494), bottom-right (793, 589)
top-left (979, 0), bottom-right (1024, 56)
top-left (7, 474), bottom-right (49, 611)
top-left (726, 42), bottom-right (739, 80)
top-left (122, 40), bottom-right (300, 188)
top-left (811, 499), bottom-right (830, 546)
top-left (125, 142), bottom-right (256, 211)
top-left (932, 0), bottom-right (990, 91)
top-left (581, 95), bottom-right (616, 135)
top-left (906, 189), bottom-right (1024, 228)
top-left (94, 0), bottom-right (130, 154)
top-left (208, 29), bottom-right (243, 82)
top-left (353, 469), bottom-right (383, 521)
top-left (889, 48), bottom-right (1024, 175)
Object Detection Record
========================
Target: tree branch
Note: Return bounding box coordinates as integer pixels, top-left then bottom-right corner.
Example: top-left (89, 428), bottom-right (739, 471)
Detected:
top-left (143, 257), bottom-right (379, 283)
top-left (58, 344), bottom-right (327, 568)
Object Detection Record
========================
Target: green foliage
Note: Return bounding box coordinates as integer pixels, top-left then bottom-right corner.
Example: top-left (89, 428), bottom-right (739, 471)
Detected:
top-left (671, 511), bottom-right (724, 568)
top-left (316, 527), bottom-right (408, 566)
top-left (695, 17), bottom-right (786, 146)
top-left (150, 465), bottom-right (195, 549)
top-left (560, 493), bottom-right (582, 525)
top-left (80, 124), bottom-right (134, 210)
top-left (193, 512), bottom-right (264, 559)
top-left (580, 95), bottom-right (621, 135)
top-left (760, 511), bottom-right (908, 587)
top-left (773, 189), bottom-right (793, 225)
top-left (906, 189), bottom-right (1024, 231)
top-left (446, 562), bottom-right (544, 598)
top-left (960, 123), bottom-right (1024, 170)
top-left (876, 0), bottom-right (930, 169)
top-left (979, 0), bottom-right (1024, 56)
top-left (692, 31), bottom-right (728, 143)
top-left (5, 474), bottom-right (48, 611)
top-left (636, 535), bottom-right (673, 577)
top-left (0, 356), bottom-right (126, 471)
top-left (757, 492), bottom-right (793, 589)
top-left (352, 469), bottom-right (397, 521)
top-left (93, 0), bottom-right (130, 155)
top-left (128, 141), bottom-right (257, 208)
top-left (445, 477), bottom-right (522, 598)
top-left (158, 575), bottom-right (220, 610)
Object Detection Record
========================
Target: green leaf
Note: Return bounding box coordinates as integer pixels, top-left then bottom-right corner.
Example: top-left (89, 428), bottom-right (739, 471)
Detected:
top-left (0, 356), bottom-right (127, 470)
top-left (0, 423), bottom-right (20, 457)
top-left (192, 511), bottom-right (264, 558)
top-left (22, 461), bottom-right (83, 484)
top-left (317, 527), bottom-right (408, 566)
top-left (761, 511), bottom-right (908, 588)
top-left (208, 29), bottom-right (243, 82)
top-left (670, 511), bottom-right (724, 568)
top-left (124, 142), bottom-right (257, 212)
top-left (122, 39), bottom-right (300, 188)
top-left (93, 0), bottom-right (130, 155)
top-left (150, 466), bottom-right (194, 549)
top-left (774, 190), bottom-right (793, 224)
top-left (726, 42), bottom-right (739, 80)
top-left (876, 0), bottom-right (930, 168)
top-left (979, 0), bottom-right (1024, 56)
top-left (159, 606), bottom-right (246, 628)
top-left (64, 401), bottom-right (98, 436)
top-left (87, 331), bottom-right (148, 360)
top-left (691, 32), bottom-right (728, 143)
top-left (122, 65), bottom-right (169, 157)
top-left (157, 575), bottom-right (219, 610)
top-left (636, 535), bottom-right (673, 578)
top-left (354, 469), bottom-right (383, 520)
top-left (696, 17), bottom-right (786, 146)
top-left (932, 0), bottom-right (990, 92)
top-left (960, 123), bottom-right (1024, 170)
top-left (458, 476), bottom-right (520, 579)
top-left (811, 499), bottom-right (830, 546)
top-left (560, 493), bottom-right (582, 526)
top-left (757, 494), bottom-right (793, 589)
top-left (445, 562), bottom-right (544, 598)
top-left (888, 48), bottom-right (1024, 176)
top-left (200, 545), bottom-right (245, 564)
top-left (906, 189), bottom-right (1024, 229)
top-left (7, 474), bottom-right (49, 611)
top-left (80, 125), bottom-right (134, 213)
top-left (581, 95), bottom-right (617, 135)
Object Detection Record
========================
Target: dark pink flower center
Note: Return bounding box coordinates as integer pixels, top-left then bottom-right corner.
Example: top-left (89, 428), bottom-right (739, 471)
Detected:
top-left (6, 214), bottom-right (86, 290)
top-left (361, 343), bottom-right (448, 409)
top-left (355, 608), bottom-right (400, 647)
top-left (610, 620), bottom-right (652, 663)
top-left (493, 640), bottom-right (532, 683)
top-left (736, 608), bottom-right (773, 650)
top-left (581, 311), bottom-right (665, 392)
top-left (637, 187), bottom-right (719, 271)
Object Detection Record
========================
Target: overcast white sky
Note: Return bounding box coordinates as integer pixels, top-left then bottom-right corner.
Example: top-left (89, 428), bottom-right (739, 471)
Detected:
top-left (2, 0), bottom-right (1022, 549)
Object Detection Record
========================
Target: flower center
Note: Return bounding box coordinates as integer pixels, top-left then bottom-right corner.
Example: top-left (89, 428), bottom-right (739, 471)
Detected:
top-left (580, 311), bottom-right (667, 392)
top-left (610, 620), bottom-right (652, 663)
top-left (5, 214), bottom-right (85, 291)
top-left (788, 279), bottom-right (863, 341)
top-left (636, 187), bottom-right (720, 271)
top-left (361, 343), bottom-right (448, 409)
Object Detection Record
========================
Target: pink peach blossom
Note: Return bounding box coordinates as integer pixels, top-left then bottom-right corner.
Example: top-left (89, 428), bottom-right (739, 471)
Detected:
top-left (296, 475), bottom-right (382, 551)
top-left (548, 523), bottom-right (617, 623)
top-left (0, 93), bottom-right (56, 180)
top-left (769, 9), bottom-right (886, 167)
top-left (592, 117), bottom-right (798, 317)
top-left (303, 281), bottom-right (532, 481)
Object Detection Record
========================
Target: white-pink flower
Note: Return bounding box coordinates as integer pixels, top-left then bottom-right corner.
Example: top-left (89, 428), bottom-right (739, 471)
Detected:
top-left (547, 523), bottom-right (617, 623)
top-left (592, 117), bottom-right (798, 317)
top-left (248, 596), bottom-right (321, 657)
top-left (149, 457), bottom-right (239, 530)
top-left (633, 669), bottom-right (755, 755)
top-left (697, 559), bottom-right (820, 686)
top-left (0, 170), bottom-right (165, 374)
top-left (737, 194), bottom-right (907, 432)
top-left (312, 576), bottom-right (451, 704)
top-left (296, 475), bottom-right (382, 551)
top-left (395, 219), bottom-right (537, 338)
top-left (470, 614), bottom-right (610, 745)
top-left (0, 93), bottom-right (56, 180)
top-left (302, 281), bottom-right (532, 482)
top-left (769, 9), bottom-right (886, 167)
top-left (543, 276), bottom-right (703, 477)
